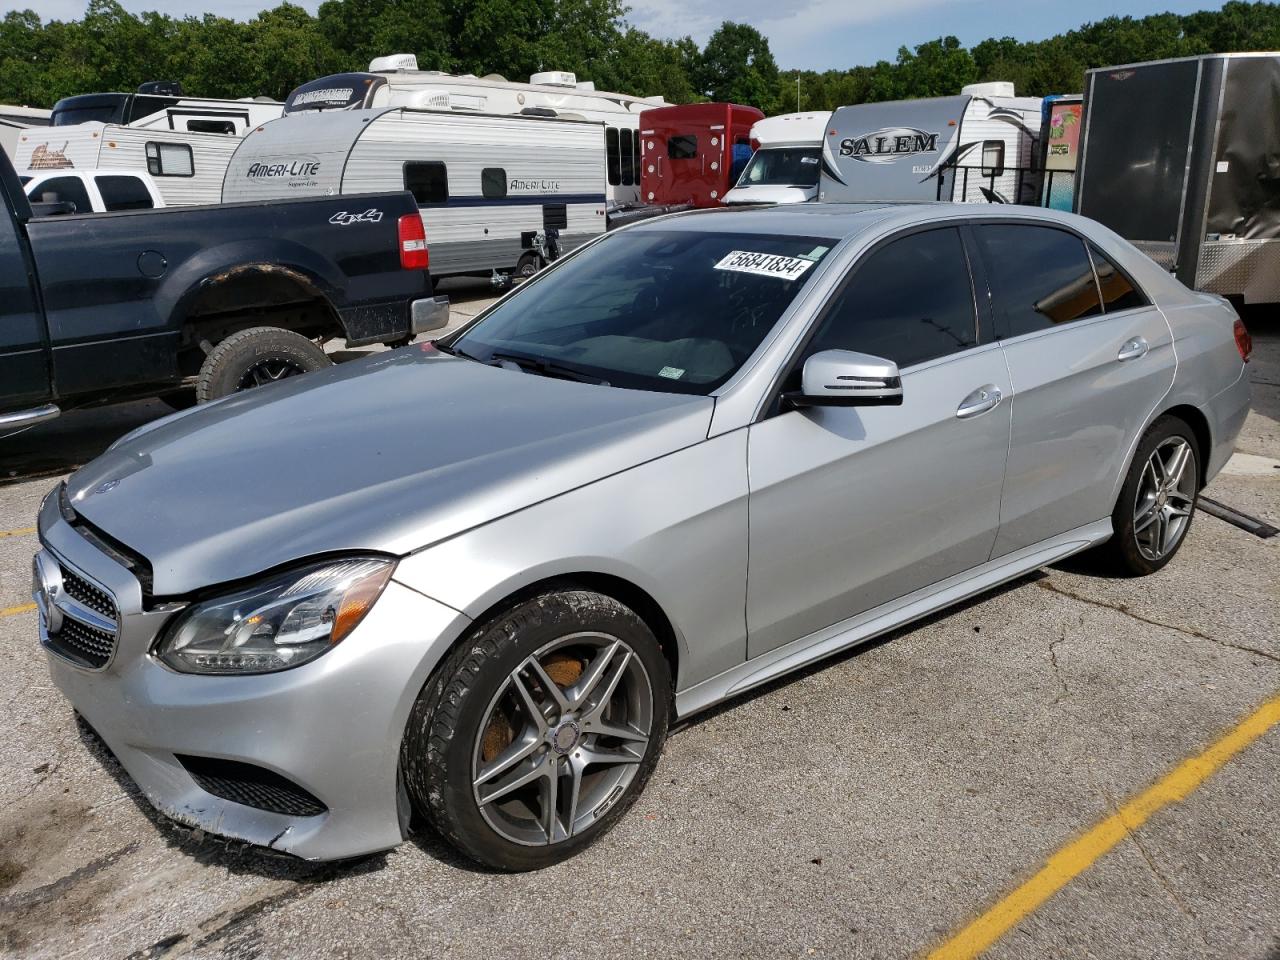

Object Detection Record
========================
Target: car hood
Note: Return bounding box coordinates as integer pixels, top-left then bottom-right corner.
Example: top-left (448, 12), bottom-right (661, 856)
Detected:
top-left (67, 345), bottom-right (714, 595)
top-left (722, 184), bottom-right (816, 205)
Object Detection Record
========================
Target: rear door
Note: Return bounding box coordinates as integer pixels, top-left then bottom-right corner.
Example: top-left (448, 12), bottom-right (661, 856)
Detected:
top-left (973, 222), bottom-right (1175, 557)
top-left (746, 225), bottom-right (1012, 656)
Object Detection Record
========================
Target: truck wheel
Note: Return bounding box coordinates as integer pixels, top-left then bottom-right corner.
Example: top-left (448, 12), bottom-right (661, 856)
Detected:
top-left (196, 327), bottom-right (330, 403)
top-left (516, 252), bottom-right (543, 279)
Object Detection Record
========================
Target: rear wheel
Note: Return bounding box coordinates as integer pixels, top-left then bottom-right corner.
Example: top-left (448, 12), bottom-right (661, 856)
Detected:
top-left (401, 590), bottom-right (670, 871)
top-left (196, 326), bottom-right (330, 403)
top-left (1094, 415), bottom-right (1200, 576)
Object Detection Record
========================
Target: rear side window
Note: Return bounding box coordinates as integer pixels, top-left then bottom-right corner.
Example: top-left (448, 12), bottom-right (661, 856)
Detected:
top-left (481, 168), bottom-right (506, 199)
top-left (96, 175), bottom-right (154, 211)
top-left (1089, 243), bottom-right (1149, 313)
top-left (29, 176), bottom-right (93, 213)
top-left (404, 161), bottom-right (448, 205)
top-left (804, 227), bottom-right (977, 368)
top-left (975, 225), bottom-right (1103, 338)
top-left (606, 127), bottom-right (621, 186)
top-left (668, 135), bottom-right (697, 160)
top-left (145, 141), bottom-right (194, 177)
top-left (620, 128), bottom-right (635, 186)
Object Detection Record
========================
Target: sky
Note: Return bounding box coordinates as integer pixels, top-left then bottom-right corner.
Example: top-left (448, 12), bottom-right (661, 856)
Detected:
top-left (2, 0), bottom-right (1232, 70)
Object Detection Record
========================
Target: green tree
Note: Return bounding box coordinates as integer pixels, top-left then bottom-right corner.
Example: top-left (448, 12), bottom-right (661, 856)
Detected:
top-left (698, 21), bottom-right (780, 112)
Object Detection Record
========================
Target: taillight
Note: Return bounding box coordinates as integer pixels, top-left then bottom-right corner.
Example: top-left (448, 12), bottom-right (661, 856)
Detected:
top-left (398, 213), bottom-right (428, 270)
top-left (1234, 317), bottom-right (1253, 363)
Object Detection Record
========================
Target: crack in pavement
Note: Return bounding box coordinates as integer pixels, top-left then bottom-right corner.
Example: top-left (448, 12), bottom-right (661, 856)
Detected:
top-left (0, 842), bottom-right (138, 911)
top-left (1048, 629), bottom-right (1070, 705)
top-left (1036, 579), bottom-right (1280, 666)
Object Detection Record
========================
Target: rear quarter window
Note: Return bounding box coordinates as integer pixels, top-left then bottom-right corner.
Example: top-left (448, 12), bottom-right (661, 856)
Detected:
top-left (96, 175), bottom-right (155, 211)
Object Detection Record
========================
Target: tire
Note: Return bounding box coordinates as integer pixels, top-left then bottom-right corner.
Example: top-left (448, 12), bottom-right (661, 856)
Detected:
top-left (402, 589), bottom-right (671, 871)
top-left (515, 252), bottom-right (542, 280)
top-left (196, 326), bottom-right (330, 403)
top-left (1093, 414), bottom-right (1201, 576)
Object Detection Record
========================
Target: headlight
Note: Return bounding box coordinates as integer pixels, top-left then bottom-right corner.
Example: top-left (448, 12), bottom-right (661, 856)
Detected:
top-left (156, 558), bottom-right (395, 675)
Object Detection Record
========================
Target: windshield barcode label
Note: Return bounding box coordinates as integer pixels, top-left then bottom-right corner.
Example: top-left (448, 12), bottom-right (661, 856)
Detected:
top-left (714, 251), bottom-right (815, 280)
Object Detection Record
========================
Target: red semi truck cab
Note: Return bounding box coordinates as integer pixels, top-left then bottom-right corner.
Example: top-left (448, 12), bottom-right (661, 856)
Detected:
top-left (638, 103), bottom-right (765, 208)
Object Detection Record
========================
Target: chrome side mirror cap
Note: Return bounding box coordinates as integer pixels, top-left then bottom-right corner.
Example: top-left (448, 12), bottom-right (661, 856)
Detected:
top-left (791, 349), bottom-right (903, 407)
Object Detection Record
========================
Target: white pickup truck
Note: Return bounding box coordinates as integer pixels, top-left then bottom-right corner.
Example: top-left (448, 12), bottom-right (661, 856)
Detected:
top-left (20, 168), bottom-right (164, 213)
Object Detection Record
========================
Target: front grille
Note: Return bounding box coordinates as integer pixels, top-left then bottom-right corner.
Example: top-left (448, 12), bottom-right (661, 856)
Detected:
top-left (53, 617), bottom-right (117, 668)
top-left (176, 755), bottom-right (328, 818)
top-left (62, 568), bottom-right (117, 620)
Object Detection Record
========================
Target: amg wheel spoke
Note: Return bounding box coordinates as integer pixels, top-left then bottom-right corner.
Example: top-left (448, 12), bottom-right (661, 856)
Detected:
top-left (582, 717), bottom-right (648, 744)
top-left (1166, 442), bottom-right (1191, 488)
top-left (1134, 503), bottom-right (1160, 534)
top-left (510, 671), bottom-right (550, 735)
top-left (564, 756), bottom-right (585, 837)
top-left (580, 652), bottom-right (632, 724)
top-left (568, 639), bottom-right (622, 709)
top-left (526, 658), bottom-right (571, 716)
top-left (578, 743), bottom-right (643, 768)
top-left (477, 755), bottom-right (549, 806)
top-left (542, 761), bottom-right (560, 843)
top-left (474, 735), bottom-right (541, 789)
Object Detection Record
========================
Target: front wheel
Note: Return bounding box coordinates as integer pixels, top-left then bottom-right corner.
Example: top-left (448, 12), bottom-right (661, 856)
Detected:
top-left (401, 590), bottom-right (670, 871)
top-left (1095, 415), bottom-right (1200, 576)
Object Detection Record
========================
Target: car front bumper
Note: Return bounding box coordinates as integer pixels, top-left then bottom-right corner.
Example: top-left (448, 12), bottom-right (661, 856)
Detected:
top-left (36, 490), bottom-right (468, 861)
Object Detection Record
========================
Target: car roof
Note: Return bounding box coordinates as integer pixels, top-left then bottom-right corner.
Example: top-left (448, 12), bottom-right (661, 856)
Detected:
top-left (632, 201), bottom-right (1108, 243)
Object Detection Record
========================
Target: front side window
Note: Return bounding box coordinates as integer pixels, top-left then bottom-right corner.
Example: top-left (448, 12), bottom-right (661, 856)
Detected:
top-left (404, 161), bottom-right (448, 205)
top-left (28, 176), bottom-right (93, 212)
top-left (1089, 243), bottom-right (1149, 313)
top-left (668, 135), bottom-right (697, 160)
top-left (96, 175), bottom-right (154, 211)
top-left (447, 229), bottom-right (836, 395)
top-left (481, 167), bottom-right (507, 199)
top-left (145, 141), bottom-right (194, 177)
top-left (802, 227), bottom-right (977, 369)
top-left (737, 147), bottom-right (822, 188)
top-left (975, 224), bottom-right (1104, 338)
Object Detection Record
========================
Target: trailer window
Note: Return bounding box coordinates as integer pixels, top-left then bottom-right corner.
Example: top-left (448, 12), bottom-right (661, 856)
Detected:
top-left (975, 225), bottom-right (1104, 337)
top-left (606, 128), bottom-right (621, 186)
top-left (632, 130), bottom-right (641, 184)
top-left (96, 175), bottom-right (155, 211)
top-left (481, 168), bottom-right (507, 199)
top-left (1089, 243), bottom-right (1149, 313)
top-left (404, 161), bottom-right (448, 205)
top-left (145, 141), bottom-right (194, 177)
top-left (620, 129), bottom-right (635, 186)
top-left (28, 176), bottom-right (92, 213)
top-left (981, 141), bottom-right (1005, 177)
top-left (668, 135), bottom-right (697, 160)
top-left (185, 119), bottom-right (237, 135)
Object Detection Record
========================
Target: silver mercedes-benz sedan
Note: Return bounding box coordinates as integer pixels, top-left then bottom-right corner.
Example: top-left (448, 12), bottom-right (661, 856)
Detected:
top-left (34, 203), bottom-right (1251, 870)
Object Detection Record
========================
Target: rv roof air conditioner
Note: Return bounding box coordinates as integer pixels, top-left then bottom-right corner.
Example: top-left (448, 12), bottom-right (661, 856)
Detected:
top-left (531, 71), bottom-right (578, 88)
top-left (370, 54), bottom-right (419, 73)
top-left (961, 81), bottom-right (1016, 98)
top-left (482, 74), bottom-right (508, 82)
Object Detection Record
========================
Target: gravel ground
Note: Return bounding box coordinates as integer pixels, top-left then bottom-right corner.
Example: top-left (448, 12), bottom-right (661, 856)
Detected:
top-left (0, 305), bottom-right (1275, 960)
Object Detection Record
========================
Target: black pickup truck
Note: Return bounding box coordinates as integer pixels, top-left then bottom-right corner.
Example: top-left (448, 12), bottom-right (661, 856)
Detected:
top-left (0, 149), bottom-right (447, 432)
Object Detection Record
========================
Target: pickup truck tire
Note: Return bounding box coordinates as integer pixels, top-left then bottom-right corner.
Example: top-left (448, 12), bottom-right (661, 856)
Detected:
top-left (196, 326), bottom-right (330, 403)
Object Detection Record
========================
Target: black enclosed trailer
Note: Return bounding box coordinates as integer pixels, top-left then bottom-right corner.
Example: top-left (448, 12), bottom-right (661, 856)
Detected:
top-left (1076, 53), bottom-right (1280, 304)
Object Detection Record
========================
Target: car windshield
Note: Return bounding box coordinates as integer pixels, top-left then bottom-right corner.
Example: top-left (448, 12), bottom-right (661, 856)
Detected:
top-left (52, 104), bottom-right (122, 126)
top-left (446, 229), bottom-right (837, 395)
top-left (737, 147), bottom-right (822, 188)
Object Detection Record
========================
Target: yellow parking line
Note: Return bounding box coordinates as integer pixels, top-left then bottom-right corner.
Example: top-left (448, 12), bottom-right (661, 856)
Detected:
top-left (1, 602), bottom-right (36, 618)
top-left (0, 526), bottom-right (35, 539)
top-left (927, 691), bottom-right (1280, 960)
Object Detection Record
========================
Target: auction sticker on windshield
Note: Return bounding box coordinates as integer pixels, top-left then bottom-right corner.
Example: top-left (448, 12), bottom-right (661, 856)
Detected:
top-left (715, 251), bottom-right (816, 281)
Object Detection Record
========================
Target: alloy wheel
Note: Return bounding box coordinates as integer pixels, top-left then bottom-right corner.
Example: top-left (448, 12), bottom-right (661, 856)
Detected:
top-left (1133, 436), bottom-right (1196, 561)
top-left (471, 632), bottom-right (653, 847)
top-left (237, 357), bottom-right (311, 390)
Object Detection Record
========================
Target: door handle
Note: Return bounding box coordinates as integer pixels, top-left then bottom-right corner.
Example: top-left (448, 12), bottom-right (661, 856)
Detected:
top-left (1117, 336), bottom-right (1149, 361)
top-left (956, 384), bottom-right (1002, 419)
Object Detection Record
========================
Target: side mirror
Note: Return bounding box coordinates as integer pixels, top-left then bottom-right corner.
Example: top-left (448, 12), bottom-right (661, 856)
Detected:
top-left (789, 349), bottom-right (903, 407)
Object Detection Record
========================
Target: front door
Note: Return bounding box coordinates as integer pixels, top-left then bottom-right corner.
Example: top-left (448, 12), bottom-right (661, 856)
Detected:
top-left (746, 226), bottom-right (1012, 657)
top-left (0, 188), bottom-right (50, 412)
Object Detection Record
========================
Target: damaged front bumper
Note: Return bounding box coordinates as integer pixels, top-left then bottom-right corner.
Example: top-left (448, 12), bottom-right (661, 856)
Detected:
top-left (36, 489), bottom-right (467, 861)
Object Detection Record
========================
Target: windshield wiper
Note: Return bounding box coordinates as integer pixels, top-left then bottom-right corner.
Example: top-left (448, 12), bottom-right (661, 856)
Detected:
top-left (488, 351), bottom-right (611, 386)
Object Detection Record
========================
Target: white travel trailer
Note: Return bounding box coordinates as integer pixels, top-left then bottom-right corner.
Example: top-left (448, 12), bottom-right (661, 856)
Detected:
top-left (0, 105), bottom-right (51, 159)
top-left (222, 107), bottom-right (607, 278)
top-left (13, 123), bottom-right (244, 206)
top-left (722, 111), bottom-right (830, 205)
top-left (819, 82), bottom-right (1043, 205)
top-left (49, 84), bottom-right (282, 136)
top-left (282, 56), bottom-right (666, 206)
